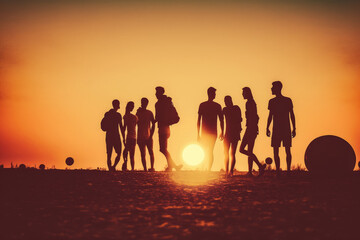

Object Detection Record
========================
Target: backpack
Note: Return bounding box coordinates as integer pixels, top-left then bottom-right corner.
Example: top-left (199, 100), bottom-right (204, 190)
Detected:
top-left (165, 97), bottom-right (180, 125)
top-left (100, 112), bottom-right (110, 132)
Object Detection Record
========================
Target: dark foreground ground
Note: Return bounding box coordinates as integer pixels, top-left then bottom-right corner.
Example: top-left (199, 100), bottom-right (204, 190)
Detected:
top-left (1, 169), bottom-right (360, 240)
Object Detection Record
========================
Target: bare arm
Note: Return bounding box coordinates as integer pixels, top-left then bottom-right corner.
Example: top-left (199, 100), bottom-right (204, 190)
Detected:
top-left (150, 119), bottom-right (155, 138)
top-left (197, 114), bottom-right (201, 141)
top-left (266, 111), bottom-right (273, 137)
top-left (290, 109), bottom-right (296, 137)
top-left (120, 119), bottom-right (126, 144)
top-left (219, 111), bottom-right (224, 140)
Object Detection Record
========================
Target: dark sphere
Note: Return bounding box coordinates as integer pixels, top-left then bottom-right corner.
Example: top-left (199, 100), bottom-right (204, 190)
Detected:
top-left (265, 157), bottom-right (273, 165)
top-left (305, 135), bottom-right (356, 176)
top-left (39, 164), bottom-right (45, 170)
top-left (65, 157), bottom-right (74, 166)
top-left (19, 164), bottom-right (26, 169)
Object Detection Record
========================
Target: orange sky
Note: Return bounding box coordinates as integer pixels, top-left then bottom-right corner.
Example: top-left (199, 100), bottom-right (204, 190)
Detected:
top-left (0, 1), bottom-right (359, 170)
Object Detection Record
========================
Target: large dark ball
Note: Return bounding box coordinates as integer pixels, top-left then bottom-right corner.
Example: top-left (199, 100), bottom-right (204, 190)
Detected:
top-left (65, 157), bottom-right (74, 166)
top-left (305, 135), bottom-right (356, 176)
top-left (265, 157), bottom-right (273, 165)
top-left (39, 164), bottom-right (45, 170)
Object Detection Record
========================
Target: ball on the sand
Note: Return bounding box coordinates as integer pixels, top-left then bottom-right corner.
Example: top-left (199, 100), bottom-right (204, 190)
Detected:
top-left (65, 157), bottom-right (74, 166)
top-left (265, 157), bottom-right (273, 165)
top-left (19, 164), bottom-right (26, 169)
top-left (305, 135), bottom-right (356, 176)
top-left (39, 164), bottom-right (45, 170)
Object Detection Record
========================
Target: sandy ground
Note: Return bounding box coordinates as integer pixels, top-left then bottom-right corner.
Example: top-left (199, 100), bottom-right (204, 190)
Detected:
top-left (1, 169), bottom-right (360, 239)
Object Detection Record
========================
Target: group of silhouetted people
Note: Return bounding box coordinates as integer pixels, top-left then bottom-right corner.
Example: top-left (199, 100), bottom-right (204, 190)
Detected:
top-left (101, 87), bottom-right (182, 172)
top-left (102, 81), bottom-right (296, 176)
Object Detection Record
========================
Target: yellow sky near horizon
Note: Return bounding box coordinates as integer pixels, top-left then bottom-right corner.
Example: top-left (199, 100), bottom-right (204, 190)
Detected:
top-left (0, 2), bottom-right (359, 170)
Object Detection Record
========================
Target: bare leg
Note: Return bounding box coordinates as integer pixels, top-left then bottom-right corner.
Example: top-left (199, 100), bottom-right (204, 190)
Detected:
top-left (113, 154), bottom-right (120, 169)
top-left (130, 142), bottom-right (135, 171)
top-left (208, 138), bottom-right (216, 171)
top-left (224, 139), bottom-right (230, 174)
top-left (230, 141), bottom-right (239, 174)
top-left (285, 146), bottom-right (292, 171)
top-left (273, 147), bottom-right (280, 172)
top-left (107, 152), bottom-right (112, 171)
top-left (147, 140), bottom-right (155, 170)
top-left (139, 143), bottom-right (147, 171)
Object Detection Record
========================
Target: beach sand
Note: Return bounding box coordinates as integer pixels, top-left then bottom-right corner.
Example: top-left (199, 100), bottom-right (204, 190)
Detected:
top-left (1, 169), bottom-right (359, 239)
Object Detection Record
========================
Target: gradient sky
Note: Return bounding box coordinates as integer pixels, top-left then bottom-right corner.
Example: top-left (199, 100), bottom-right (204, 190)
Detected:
top-left (1, 0), bottom-right (359, 170)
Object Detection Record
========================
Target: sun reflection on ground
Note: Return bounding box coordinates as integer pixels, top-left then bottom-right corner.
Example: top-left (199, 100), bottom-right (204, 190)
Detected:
top-left (171, 171), bottom-right (221, 186)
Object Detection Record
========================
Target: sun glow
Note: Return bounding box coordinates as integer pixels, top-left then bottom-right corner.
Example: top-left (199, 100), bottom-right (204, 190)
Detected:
top-left (182, 144), bottom-right (204, 166)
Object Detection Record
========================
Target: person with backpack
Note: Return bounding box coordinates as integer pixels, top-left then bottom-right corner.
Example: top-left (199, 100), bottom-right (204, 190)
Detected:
top-left (101, 99), bottom-right (125, 171)
top-left (155, 86), bottom-right (182, 171)
top-left (123, 101), bottom-right (138, 171)
top-left (197, 87), bottom-right (224, 171)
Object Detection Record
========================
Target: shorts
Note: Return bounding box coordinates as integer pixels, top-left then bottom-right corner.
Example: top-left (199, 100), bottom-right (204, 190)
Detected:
top-left (158, 126), bottom-right (170, 152)
top-left (242, 128), bottom-right (257, 145)
top-left (137, 138), bottom-right (153, 149)
top-left (271, 132), bottom-right (292, 147)
top-left (125, 138), bottom-right (136, 152)
top-left (106, 134), bottom-right (122, 154)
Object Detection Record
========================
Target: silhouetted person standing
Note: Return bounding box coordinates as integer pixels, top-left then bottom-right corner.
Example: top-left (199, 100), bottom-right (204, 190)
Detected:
top-left (155, 87), bottom-right (182, 171)
top-left (123, 101), bottom-right (138, 171)
top-left (223, 96), bottom-right (242, 176)
top-left (136, 97), bottom-right (155, 171)
top-left (102, 99), bottom-right (125, 171)
top-left (266, 81), bottom-right (296, 174)
top-left (239, 87), bottom-right (265, 176)
top-left (197, 87), bottom-right (224, 171)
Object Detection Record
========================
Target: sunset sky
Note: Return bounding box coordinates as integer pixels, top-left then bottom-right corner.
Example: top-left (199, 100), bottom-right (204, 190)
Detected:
top-left (1, 0), bottom-right (359, 171)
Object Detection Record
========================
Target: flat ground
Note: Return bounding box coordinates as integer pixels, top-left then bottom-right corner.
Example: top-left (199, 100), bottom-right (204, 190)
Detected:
top-left (1, 169), bottom-right (360, 239)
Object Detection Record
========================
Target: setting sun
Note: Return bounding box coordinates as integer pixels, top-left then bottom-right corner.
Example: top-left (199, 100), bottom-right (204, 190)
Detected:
top-left (182, 144), bottom-right (205, 166)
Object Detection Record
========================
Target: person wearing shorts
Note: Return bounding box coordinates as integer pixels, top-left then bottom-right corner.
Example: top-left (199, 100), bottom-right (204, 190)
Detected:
top-left (266, 81), bottom-right (296, 174)
top-left (104, 99), bottom-right (125, 171)
top-left (136, 97), bottom-right (155, 171)
top-left (239, 87), bottom-right (265, 176)
top-left (222, 95), bottom-right (242, 176)
top-left (155, 87), bottom-right (182, 171)
top-left (197, 87), bottom-right (224, 171)
top-left (123, 101), bottom-right (138, 171)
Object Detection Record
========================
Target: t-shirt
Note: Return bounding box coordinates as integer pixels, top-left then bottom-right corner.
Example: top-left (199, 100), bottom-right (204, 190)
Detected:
top-left (268, 96), bottom-right (293, 135)
top-left (124, 113), bottom-right (138, 140)
top-left (198, 101), bottom-right (223, 135)
top-left (245, 99), bottom-right (259, 131)
top-left (155, 95), bottom-right (170, 127)
top-left (105, 109), bottom-right (122, 137)
top-left (223, 105), bottom-right (242, 138)
top-left (136, 108), bottom-right (155, 140)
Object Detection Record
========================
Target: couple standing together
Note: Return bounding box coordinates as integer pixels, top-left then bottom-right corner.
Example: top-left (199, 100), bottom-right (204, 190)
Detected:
top-left (198, 81), bottom-right (296, 176)
top-left (102, 87), bottom-right (182, 172)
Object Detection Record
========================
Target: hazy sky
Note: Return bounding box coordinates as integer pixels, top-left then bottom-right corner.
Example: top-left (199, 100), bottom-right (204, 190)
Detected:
top-left (1, 0), bottom-right (359, 170)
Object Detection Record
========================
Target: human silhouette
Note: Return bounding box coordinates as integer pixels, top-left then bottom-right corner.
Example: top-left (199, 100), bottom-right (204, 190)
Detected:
top-left (222, 96), bottom-right (242, 176)
top-left (136, 97), bottom-right (156, 171)
top-left (197, 87), bottom-right (224, 171)
top-left (123, 101), bottom-right (138, 171)
top-left (266, 81), bottom-right (296, 175)
top-left (102, 99), bottom-right (125, 171)
top-left (239, 87), bottom-right (265, 176)
top-left (155, 87), bottom-right (182, 171)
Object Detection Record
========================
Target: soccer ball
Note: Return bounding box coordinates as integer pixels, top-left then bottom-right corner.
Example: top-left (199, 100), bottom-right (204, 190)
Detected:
top-left (65, 157), bottom-right (74, 166)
